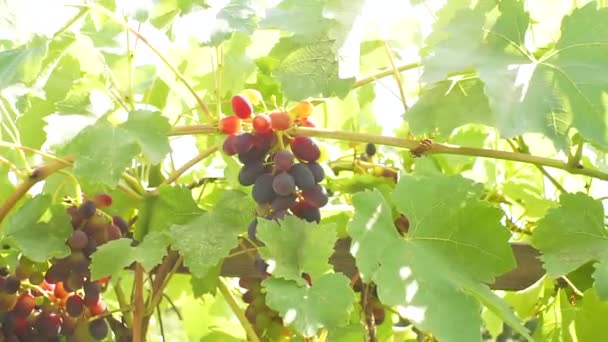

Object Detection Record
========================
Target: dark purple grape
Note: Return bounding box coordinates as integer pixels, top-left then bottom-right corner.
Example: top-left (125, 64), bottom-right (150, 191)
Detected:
top-left (64, 252), bottom-right (89, 275)
top-left (252, 132), bottom-right (273, 150)
top-left (289, 163), bottom-right (315, 190)
top-left (83, 236), bottom-right (97, 256)
top-left (64, 272), bottom-right (84, 292)
top-left (307, 162), bottom-right (325, 183)
top-left (35, 312), bottom-right (62, 337)
top-left (238, 146), bottom-right (268, 164)
top-left (252, 174), bottom-right (276, 204)
top-left (273, 150), bottom-right (294, 171)
top-left (302, 184), bottom-right (329, 208)
top-left (44, 265), bottom-right (68, 284)
top-left (366, 143), bottom-right (377, 157)
top-left (291, 201), bottom-right (321, 223)
top-left (65, 294), bottom-right (84, 317)
top-left (290, 136), bottom-right (320, 162)
top-left (67, 206), bottom-right (83, 228)
top-left (267, 210), bottom-right (288, 221)
top-left (88, 318), bottom-right (109, 340)
top-left (3, 276), bottom-right (20, 294)
top-left (242, 290), bottom-right (255, 304)
top-left (247, 220), bottom-right (258, 241)
top-left (107, 224), bottom-right (122, 240)
top-left (112, 215), bottom-right (129, 235)
top-left (223, 135), bottom-right (238, 156)
top-left (83, 282), bottom-right (101, 308)
top-left (0, 267), bottom-right (9, 277)
top-left (272, 173), bottom-right (296, 196)
top-left (271, 195), bottom-right (296, 212)
top-left (68, 230), bottom-right (88, 250)
top-left (238, 161), bottom-right (266, 186)
top-left (78, 200), bottom-right (96, 219)
top-left (233, 132), bottom-right (254, 154)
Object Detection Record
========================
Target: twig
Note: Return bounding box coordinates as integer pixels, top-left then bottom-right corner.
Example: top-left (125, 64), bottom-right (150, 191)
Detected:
top-left (132, 263), bottom-right (145, 342)
top-left (161, 145), bottom-right (219, 185)
top-left (382, 41), bottom-right (409, 111)
top-left (114, 278), bottom-right (133, 328)
top-left (352, 62), bottom-right (421, 89)
top-left (362, 284), bottom-right (377, 342)
top-left (506, 139), bottom-right (567, 193)
top-left (218, 278), bottom-right (262, 342)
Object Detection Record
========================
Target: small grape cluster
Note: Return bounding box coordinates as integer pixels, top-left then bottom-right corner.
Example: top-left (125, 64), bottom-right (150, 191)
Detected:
top-left (239, 277), bottom-right (291, 341)
top-left (0, 194), bottom-right (130, 341)
top-left (220, 93), bottom-right (329, 239)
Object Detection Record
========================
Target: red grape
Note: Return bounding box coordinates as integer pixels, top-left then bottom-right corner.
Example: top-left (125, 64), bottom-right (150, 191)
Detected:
top-left (296, 117), bottom-right (316, 127)
top-left (53, 282), bottom-right (70, 299)
top-left (112, 215), bottom-right (129, 234)
top-left (68, 230), bottom-right (88, 250)
top-left (293, 100), bottom-right (313, 118)
top-left (88, 299), bottom-right (107, 316)
top-left (223, 134), bottom-right (238, 156)
top-left (232, 94), bottom-right (254, 119)
top-left (290, 136), bottom-right (320, 162)
top-left (92, 194), bottom-right (112, 208)
top-left (219, 115), bottom-right (242, 135)
top-left (301, 184), bottom-right (329, 208)
top-left (270, 111), bottom-right (292, 130)
top-left (272, 173), bottom-right (296, 196)
top-left (290, 201), bottom-right (321, 223)
top-left (252, 114), bottom-right (272, 134)
top-left (35, 312), bottom-right (62, 337)
top-left (83, 282), bottom-right (101, 308)
top-left (14, 292), bottom-right (35, 318)
top-left (107, 224), bottom-right (122, 240)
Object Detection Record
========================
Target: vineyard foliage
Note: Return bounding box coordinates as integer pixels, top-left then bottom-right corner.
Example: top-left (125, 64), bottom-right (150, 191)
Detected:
top-left (1, 0), bottom-right (608, 341)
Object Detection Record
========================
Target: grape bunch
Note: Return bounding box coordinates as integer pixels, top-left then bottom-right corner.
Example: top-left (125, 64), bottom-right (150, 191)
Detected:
top-left (220, 93), bottom-right (329, 240)
top-left (239, 277), bottom-right (291, 341)
top-left (0, 194), bottom-right (130, 341)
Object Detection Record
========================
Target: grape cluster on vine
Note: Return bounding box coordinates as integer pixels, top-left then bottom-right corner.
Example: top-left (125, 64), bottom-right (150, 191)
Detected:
top-left (239, 277), bottom-right (291, 341)
top-left (0, 194), bottom-right (130, 341)
top-left (220, 92), bottom-right (329, 240)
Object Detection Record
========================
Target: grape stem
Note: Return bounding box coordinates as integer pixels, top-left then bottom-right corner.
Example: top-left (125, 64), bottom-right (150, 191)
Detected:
top-left (218, 278), bottom-right (262, 342)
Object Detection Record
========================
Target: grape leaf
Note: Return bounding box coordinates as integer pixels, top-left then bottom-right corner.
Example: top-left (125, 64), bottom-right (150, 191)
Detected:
top-left (191, 263), bottom-right (221, 297)
top-left (4, 195), bottom-right (71, 262)
top-left (575, 289), bottom-right (608, 340)
top-left (134, 185), bottom-right (204, 239)
top-left (119, 110), bottom-right (171, 164)
top-left (548, 3), bottom-right (608, 148)
top-left (262, 0), bottom-right (331, 38)
top-left (169, 191), bottom-right (254, 277)
top-left (89, 232), bottom-right (170, 280)
top-left (531, 193), bottom-right (608, 300)
top-left (0, 36), bottom-right (47, 87)
top-left (263, 273), bottom-right (355, 337)
top-left (257, 216), bottom-right (336, 285)
top-left (209, 0), bottom-right (258, 46)
top-left (63, 120), bottom-right (139, 187)
top-left (348, 174), bottom-right (528, 342)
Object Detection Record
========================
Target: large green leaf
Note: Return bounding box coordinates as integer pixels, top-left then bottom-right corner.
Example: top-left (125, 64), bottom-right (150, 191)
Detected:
top-left (257, 216), bottom-right (336, 285)
top-left (348, 174), bottom-right (529, 342)
top-left (262, 0), bottom-right (331, 39)
top-left (169, 191), bottom-right (254, 277)
top-left (531, 193), bottom-right (608, 299)
top-left (119, 110), bottom-right (171, 164)
top-left (0, 36), bottom-right (47, 87)
top-left (263, 273), bottom-right (355, 337)
top-left (4, 195), bottom-right (71, 262)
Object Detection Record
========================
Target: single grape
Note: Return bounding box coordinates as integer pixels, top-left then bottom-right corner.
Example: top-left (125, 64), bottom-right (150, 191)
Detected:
top-left (233, 132), bottom-right (254, 154)
top-left (232, 94), bottom-right (254, 119)
top-left (290, 201), bottom-right (321, 223)
top-left (35, 312), bottom-right (62, 337)
top-left (83, 236), bottom-right (98, 256)
top-left (394, 214), bottom-right (410, 235)
top-left (252, 132), bottom-right (273, 151)
top-left (289, 163), bottom-right (315, 190)
top-left (252, 174), bottom-right (276, 204)
top-left (273, 150), bottom-right (294, 171)
top-left (242, 291), bottom-right (255, 304)
top-left (88, 319), bottom-right (109, 340)
top-left (107, 224), bottom-right (122, 240)
top-left (238, 161), bottom-right (266, 186)
top-left (271, 195), bottom-right (296, 212)
top-left (365, 143), bottom-right (377, 157)
top-left (60, 314), bottom-right (77, 336)
top-left (272, 173), bottom-right (296, 196)
top-left (65, 272), bottom-right (84, 292)
top-left (290, 136), bottom-right (320, 162)
top-left (302, 273), bottom-right (312, 286)
top-left (372, 306), bottom-right (386, 325)
top-left (247, 219), bottom-right (258, 241)
top-left (112, 215), bottom-right (130, 235)
top-left (88, 299), bottom-right (107, 316)
top-left (293, 100), bottom-right (313, 118)
top-left (68, 230), bottom-right (88, 250)
top-left (219, 115), bottom-right (242, 135)
top-left (92, 194), bottom-right (112, 208)
top-left (4, 276), bottom-right (20, 294)
top-left (65, 294), bottom-right (85, 317)
top-left (83, 282), bottom-right (101, 308)
top-left (53, 282), bottom-right (70, 299)
top-left (240, 89), bottom-right (263, 105)
top-left (252, 114), bottom-right (272, 134)
top-left (269, 111), bottom-right (292, 130)
top-left (14, 292), bottom-right (35, 318)
top-left (296, 117), bottom-right (316, 127)
top-left (222, 134), bottom-right (238, 156)
top-left (0, 266), bottom-right (9, 277)
top-left (238, 146), bottom-right (268, 164)
top-left (66, 206), bottom-right (84, 228)
top-left (306, 162), bottom-right (325, 183)
top-left (64, 251), bottom-right (89, 275)
top-left (301, 184), bottom-right (329, 208)
top-left (77, 200), bottom-right (96, 219)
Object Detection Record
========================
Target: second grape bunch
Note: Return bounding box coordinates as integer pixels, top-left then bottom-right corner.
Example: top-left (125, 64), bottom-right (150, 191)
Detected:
top-left (220, 92), bottom-right (329, 240)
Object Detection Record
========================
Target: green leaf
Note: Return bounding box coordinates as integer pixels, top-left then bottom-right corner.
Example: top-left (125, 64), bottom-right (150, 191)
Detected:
top-left (548, 4), bottom-right (608, 148)
top-left (90, 232), bottom-right (171, 280)
top-left (531, 193), bottom-right (608, 299)
top-left (134, 185), bottom-right (204, 239)
top-left (169, 191), bottom-right (253, 277)
top-left (0, 36), bottom-right (47, 87)
top-left (348, 174), bottom-right (526, 342)
top-left (209, 0), bottom-right (258, 46)
top-left (4, 195), bottom-right (71, 262)
top-left (257, 216), bottom-right (336, 285)
top-left (63, 120), bottom-right (139, 187)
top-left (191, 263), bottom-right (221, 297)
top-left (575, 289), bottom-right (608, 340)
top-left (263, 273), bottom-right (356, 337)
top-left (119, 110), bottom-right (171, 164)
top-left (274, 39), bottom-right (354, 100)
top-left (262, 0), bottom-right (331, 38)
